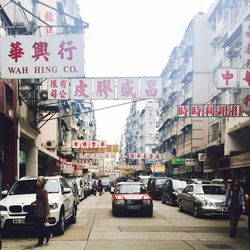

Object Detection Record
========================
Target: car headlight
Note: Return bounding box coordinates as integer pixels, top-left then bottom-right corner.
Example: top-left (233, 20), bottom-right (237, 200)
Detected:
top-left (49, 203), bottom-right (58, 210)
top-left (114, 200), bottom-right (125, 205)
top-left (143, 200), bottom-right (151, 205)
top-left (0, 205), bottom-right (7, 211)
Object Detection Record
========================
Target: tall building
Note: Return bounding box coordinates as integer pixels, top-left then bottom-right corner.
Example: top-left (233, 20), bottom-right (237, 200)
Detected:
top-left (158, 12), bottom-right (211, 178)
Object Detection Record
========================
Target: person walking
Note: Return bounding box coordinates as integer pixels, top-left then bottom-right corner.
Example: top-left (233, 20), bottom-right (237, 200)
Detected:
top-left (225, 178), bottom-right (245, 238)
top-left (98, 179), bottom-right (103, 196)
top-left (245, 178), bottom-right (250, 235)
top-left (33, 176), bottom-right (52, 247)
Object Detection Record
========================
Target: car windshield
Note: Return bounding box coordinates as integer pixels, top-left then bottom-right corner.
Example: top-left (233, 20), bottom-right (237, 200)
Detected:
top-left (173, 180), bottom-right (187, 190)
top-left (9, 179), bottom-right (59, 195)
top-left (101, 180), bottom-right (110, 185)
top-left (116, 184), bottom-right (147, 194)
top-left (156, 179), bottom-right (166, 185)
top-left (195, 185), bottom-right (226, 195)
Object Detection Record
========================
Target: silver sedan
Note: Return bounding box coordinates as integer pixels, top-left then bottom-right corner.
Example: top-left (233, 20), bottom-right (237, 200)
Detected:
top-left (177, 184), bottom-right (228, 217)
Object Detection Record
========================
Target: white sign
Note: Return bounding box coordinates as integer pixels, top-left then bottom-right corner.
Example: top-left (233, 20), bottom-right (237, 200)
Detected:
top-left (239, 69), bottom-right (250, 88)
top-left (241, 89), bottom-right (250, 113)
top-left (198, 153), bottom-right (206, 161)
top-left (0, 34), bottom-right (85, 79)
top-left (117, 78), bottom-right (139, 99)
top-left (93, 78), bottom-right (115, 100)
top-left (140, 77), bottom-right (162, 99)
top-left (217, 68), bottom-right (238, 88)
top-left (46, 77), bottom-right (162, 100)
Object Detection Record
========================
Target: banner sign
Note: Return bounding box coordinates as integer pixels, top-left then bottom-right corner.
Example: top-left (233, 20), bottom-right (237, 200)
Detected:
top-left (47, 77), bottom-right (162, 100)
top-left (129, 153), bottom-right (161, 160)
top-left (72, 140), bottom-right (107, 149)
top-left (0, 34), bottom-right (85, 78)
top-left (177, 104), bottom-right (242, 117)
top-left (185, 158), bottom-right (198, 166)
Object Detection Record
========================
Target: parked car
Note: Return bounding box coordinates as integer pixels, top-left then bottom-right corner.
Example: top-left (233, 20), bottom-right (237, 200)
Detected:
top-left (0, 176), bottom-right (77, 235)
top-left (112, 182), bottom-right (153, 217)
top-left (101, 179), bottom-right (111, 191)
top-left (66, 179), bottom-right (80, 205)
top-left (177, 184), bottom-right (228, 217)
top-left (72, 177), bottom-right (88, 201)
top-left (87, 179), bottom-right (96, 195)
top-left (147, 177), bottom-right (169, 199)
top-left (161, 178), bottom-right (187, 206)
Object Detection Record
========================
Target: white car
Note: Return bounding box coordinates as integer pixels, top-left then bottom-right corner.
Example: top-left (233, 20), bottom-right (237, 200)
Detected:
top-left (0, 176), bottom-right (77, 235)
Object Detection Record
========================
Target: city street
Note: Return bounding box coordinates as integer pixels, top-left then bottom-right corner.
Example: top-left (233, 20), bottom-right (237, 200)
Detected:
top-left (1, 193), bottom-right (250, 250)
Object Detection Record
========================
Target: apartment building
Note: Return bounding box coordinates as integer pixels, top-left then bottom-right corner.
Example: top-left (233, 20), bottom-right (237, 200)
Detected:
top-left (206, 0), bottom-right (250, 180)
top-left (158, 12), bottom-right (211, 178)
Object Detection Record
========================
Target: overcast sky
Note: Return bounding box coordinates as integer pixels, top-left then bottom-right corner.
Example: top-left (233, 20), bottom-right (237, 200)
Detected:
top-left (78, 0), bottom-right (215, 144)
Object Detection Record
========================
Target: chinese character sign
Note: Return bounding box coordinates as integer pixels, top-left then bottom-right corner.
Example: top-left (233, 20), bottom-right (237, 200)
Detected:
top-left (117, 78), bottom-right (139, 99)
top-left (71, 140), bottom-right (107, 149)
top-left (47, 77), bottom-right (163, 100)
top-left (0, 34), bottom-right (85, 78)
top-left (217, 68), bottom-right (238, 88)
top-left (93, 78), bottom-right (115, 99)
top-left (241, 89), bottom-right (250, 113)
top-left (71, 78), bottom-right (92, 100)
top-left (129, 153), bottom-right (161, 160)
top-left (140, 77), bottom-right (162, 99)
top-left (48, 79), bottom-right (70, 99)
top-left (242, 21), bottom-right (250, 68)
top-left (38, 0), bottom-right (57, 36)
top-left (177, 105), bottom-right (242, 117)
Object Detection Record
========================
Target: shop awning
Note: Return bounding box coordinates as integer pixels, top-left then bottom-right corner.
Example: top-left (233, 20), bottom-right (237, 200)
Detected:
top-left (38, 146), bottom-right (59, 161)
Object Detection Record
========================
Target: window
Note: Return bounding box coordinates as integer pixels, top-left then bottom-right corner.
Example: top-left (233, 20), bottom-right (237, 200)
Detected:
top-left (5, 84), bottom-right (13, 106)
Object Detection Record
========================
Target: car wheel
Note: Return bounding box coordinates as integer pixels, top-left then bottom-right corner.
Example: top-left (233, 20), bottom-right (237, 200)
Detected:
top-left (69, 205), bottom-right (77, 224)
top-left (193, 204), bottom-right (199, 217)
top-left (177, 200), bottom-right (183, 212)
top-left (55, 209), bottom-right (65, 235)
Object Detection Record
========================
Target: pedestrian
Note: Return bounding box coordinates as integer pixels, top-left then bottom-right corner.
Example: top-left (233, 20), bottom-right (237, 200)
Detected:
top-left (98, 179), bottom-right (103, 195)
top-left (33, 176), bottom-right (52, 247)
top-left (244, 178), bottom-right (250, 235)
top-left (225, 178), bottom-right (245, 238)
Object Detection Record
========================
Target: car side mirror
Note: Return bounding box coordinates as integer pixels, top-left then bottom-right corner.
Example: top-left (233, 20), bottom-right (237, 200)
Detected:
top-left (1, 190), bottom-right (8, 198)
top-left (62, 187), bottom-right (72, 194)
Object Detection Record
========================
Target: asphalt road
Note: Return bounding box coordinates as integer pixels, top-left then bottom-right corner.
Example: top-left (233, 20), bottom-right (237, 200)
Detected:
top-left (2, 192), bottom-right (250, 250)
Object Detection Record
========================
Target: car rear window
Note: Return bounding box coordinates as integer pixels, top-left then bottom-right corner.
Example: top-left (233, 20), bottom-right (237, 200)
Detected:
top-left (116, 184), bottom-right (147, 194)
top-left (195, 185), bottom-right (226, 195)
top-left (156, 179), bottom-right (167, 185)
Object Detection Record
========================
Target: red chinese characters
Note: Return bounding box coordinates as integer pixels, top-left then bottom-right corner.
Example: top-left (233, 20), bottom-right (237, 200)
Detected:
top-left (121, 79), bottom-right (136, 98)
top-left (48, 79), bottom-right (69, 99)
top-left (178, 105), bottom-right (190, 117)
top-left (96, 80), bottom-right (113, 98)
top-left (8, 41), bottom-right (24, 62)
top-left (177, 105), bottom-right (243, 117)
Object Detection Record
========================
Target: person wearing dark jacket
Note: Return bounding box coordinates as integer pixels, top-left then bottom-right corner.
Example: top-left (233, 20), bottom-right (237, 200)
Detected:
top-left (225, 179), bottom-right (245, 238)
top-left (245, 178), bottom-right (250, 235)
top-left (33, 176), bottom-right (52, 247)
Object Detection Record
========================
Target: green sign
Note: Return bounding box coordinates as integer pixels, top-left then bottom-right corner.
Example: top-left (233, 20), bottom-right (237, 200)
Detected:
top-left (171, 157), bottom-right (185, 165)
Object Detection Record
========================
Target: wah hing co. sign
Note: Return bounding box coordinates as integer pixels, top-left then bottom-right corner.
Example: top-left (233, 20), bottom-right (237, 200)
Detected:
top-left (177, 104), bottom-right (243, 117)
top-left (47, 77), bottom-right (162, 100)
top-left (0, 34), bottom-right (85, 79)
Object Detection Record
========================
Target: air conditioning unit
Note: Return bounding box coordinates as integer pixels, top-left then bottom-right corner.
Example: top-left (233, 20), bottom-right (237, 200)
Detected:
top-left (45, 140), bottom-right (57, 149)
top-left (225, 49), bottom-right (238, 58)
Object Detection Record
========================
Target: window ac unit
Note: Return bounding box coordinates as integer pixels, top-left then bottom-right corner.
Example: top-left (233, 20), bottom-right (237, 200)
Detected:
top-left (225, 49), bottom-right (238, 58)
top-left (45, 140), bottom-right (57, 149)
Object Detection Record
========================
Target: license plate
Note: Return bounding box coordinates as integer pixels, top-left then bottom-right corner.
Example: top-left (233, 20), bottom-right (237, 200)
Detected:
top-left (13, 218), bottom-right (25, 224)
top-left (217, 207), bottom-right (226, 212)
top-left (127, 205), bottom-right (140, 209)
